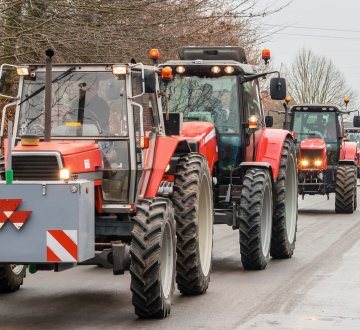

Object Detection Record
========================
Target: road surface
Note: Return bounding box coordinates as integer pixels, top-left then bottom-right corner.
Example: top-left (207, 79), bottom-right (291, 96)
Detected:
top-left (1, 191), bottom-right (360, 329)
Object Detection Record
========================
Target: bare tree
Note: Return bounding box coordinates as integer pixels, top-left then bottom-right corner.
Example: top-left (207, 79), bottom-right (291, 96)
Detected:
top-left (0, 0), bottom-right (288, 65)
top-left (287, 48), bottom-right (356, 107)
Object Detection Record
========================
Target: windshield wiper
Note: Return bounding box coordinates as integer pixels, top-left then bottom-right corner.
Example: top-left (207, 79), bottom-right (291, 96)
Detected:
top-left (19, 66), bottom-right (76, 106)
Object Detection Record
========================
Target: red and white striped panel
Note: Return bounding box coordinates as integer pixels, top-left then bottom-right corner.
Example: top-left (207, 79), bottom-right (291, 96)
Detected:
top-left (0, 199), bottom-right (31, 230)
top-left (46, 230), bottom-right (78, 262)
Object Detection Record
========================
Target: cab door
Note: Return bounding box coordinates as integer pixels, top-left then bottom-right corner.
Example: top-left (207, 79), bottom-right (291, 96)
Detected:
top-left (243, 79), bottom-right (265, 161)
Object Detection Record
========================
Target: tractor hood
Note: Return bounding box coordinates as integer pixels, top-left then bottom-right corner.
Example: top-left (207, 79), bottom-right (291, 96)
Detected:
top-left (300, 138), bottom-right (326, 151)
top-left (180, 122), bottom-right (215, 141)
top-left (10, 141), bottom-right (102, 175)
top-left (13, 141), bottom-right (99, 155)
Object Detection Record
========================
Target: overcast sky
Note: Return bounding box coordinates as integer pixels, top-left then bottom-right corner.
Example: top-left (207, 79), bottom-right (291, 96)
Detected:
top-left (259, 0), bottom-right (360, 107)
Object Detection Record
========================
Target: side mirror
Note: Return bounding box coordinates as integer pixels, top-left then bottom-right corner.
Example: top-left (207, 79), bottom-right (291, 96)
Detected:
top-left (353, 115), bottom-right (360, 128)
top-left (270, 77), bottom-right (286, 100)
top-left (265, 115), bottom-right (273, 127)
top-left (144, 70), bottom-right (156, 93)
top-left (0, 71), bottom-right (7, 93)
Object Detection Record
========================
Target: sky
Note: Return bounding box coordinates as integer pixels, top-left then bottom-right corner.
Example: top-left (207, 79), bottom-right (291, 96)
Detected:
top-left (258, 0), bottom-right (360, 107)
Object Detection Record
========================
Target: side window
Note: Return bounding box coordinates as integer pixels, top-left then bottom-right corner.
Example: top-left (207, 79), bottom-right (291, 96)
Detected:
top-left (132, 72), bottom-right (158, 140)
top-left (243, 80), bottom-right (263, 129)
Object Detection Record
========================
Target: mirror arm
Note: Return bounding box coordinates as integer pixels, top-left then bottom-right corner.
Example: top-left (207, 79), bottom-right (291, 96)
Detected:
top-left (241, 70), bottom-right (280, 84)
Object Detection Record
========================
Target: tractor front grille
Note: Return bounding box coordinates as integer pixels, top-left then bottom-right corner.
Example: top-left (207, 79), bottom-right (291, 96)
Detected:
top-left (12, 153), bottom-right (61, 181)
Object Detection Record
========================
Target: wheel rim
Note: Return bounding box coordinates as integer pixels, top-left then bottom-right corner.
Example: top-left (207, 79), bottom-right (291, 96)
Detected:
top-left (160, 221), bottom-right (174, 299)
top-left (261, 182), bottom-right (272, 257)
top-left (285, 154), bottom-right (297, 243)
top-left (11, 264), bottom-right (24, 275)
top-left (198, 174), bottom-right (213, 276)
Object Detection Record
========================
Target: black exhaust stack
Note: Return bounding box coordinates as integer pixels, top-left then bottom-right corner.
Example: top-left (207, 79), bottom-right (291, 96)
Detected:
top-left (44, 49), bottom-right (54, 142)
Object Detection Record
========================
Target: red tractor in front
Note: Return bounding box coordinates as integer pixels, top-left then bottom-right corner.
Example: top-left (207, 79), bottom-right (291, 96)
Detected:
top-left (289, 104), bottom-right (358, 212)
top-left (0, 51), bottom-right (215, 318)
top-left (158, 47), bottom-right (298, 270)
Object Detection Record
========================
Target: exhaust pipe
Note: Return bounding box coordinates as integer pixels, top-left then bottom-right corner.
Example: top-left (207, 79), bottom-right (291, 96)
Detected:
top-left (44, 49), bottom-right (54, 142)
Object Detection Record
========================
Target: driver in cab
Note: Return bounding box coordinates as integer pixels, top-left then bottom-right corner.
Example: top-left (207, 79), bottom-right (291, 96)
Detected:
top-left (69, 80), bottom-right (110, 130)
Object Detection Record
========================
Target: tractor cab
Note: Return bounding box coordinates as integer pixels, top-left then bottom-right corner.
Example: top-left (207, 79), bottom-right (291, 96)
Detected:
top-left (290, 105), bottom-right (342, 167)
top-left (158, 47), bottom-right (286, 187)
top-left (1, 63), bottom-right (162, 213)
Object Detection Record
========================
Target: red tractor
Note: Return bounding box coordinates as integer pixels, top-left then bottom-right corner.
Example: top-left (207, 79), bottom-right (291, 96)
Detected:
top-left (157, 47), bottom-right (298, 270)
top-left (283, 104), bottom-right (358, 213)
top-left (0, 50), bottom-right (214, 318)
top-left (344, 124), bottom-right (360, 178)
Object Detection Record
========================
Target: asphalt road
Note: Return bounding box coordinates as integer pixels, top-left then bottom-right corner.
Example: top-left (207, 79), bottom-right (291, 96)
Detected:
top-left (1, 187), bottom-right (360, 330)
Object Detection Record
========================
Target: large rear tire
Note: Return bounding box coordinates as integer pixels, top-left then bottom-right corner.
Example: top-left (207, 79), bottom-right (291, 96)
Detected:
top-left (335, 165), bottom-right (357, 213)
top-left (239, 168), bottom-right (273, 270)
top-left (130, 198), bottom-right (176, 318)
top-left (0, 264), bottom-right (26, 293)
top-left (172, 153), bottom-right (213, 295)
top-left (271, 138), bottom-right (298, 259)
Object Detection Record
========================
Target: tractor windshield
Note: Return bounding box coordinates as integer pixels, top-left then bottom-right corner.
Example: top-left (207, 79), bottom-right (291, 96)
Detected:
top-left (17, 71), bottom-right (128, 138)
top-left (165, 75), bottom-right (239, 133)
top-left (292, 111), bottom-right (338, 143)
top-left (346, 130), bottom-right (360, 147)
top-left (292, 111), bottom-right (339, 165)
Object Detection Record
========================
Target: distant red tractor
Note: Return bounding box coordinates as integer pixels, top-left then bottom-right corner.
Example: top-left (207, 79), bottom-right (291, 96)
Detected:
top-left (282, 104), bottom-right (358, 213)
top-left (344, 125), bottom-right (360, 178)
top-left (158, 47), bottom-right (298, 270)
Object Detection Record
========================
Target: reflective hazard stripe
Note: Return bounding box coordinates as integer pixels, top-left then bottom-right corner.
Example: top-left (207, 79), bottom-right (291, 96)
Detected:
top-left (204, 128), bottom-right (216, 144)
top-left (46, 230), bottom-right (78, 262)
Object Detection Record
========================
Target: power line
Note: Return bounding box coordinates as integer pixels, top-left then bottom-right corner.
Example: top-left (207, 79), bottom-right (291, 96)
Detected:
top-left (276, 32), bottom-right (360, 40)
top-left (264, 23), bottom-right (360, 34)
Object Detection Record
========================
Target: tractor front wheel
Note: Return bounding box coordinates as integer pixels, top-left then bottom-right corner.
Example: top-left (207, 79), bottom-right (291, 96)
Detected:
top-left (335, 165), bottom-right (357, 213)
top-left (130, 198), bottom-right (176, 318)
top-left (0, 264), bottom-right (26, 293)
top-left (239, 168), bottom-right (273, 270)
top-left (271, 138), bottom-right (298, 259)
top-left (172, 153), bottom-right (213, 295)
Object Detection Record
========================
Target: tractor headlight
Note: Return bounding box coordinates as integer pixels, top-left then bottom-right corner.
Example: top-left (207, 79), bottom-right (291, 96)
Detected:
top-left (314, 160), bottom-right (322, 167)
top-left (112, 65), bottom-right (128, 75)
top-left (16, 66), bottom-right (30, 76)
top-left (60, 168), bottom-right (71, 181)
top-left (301, 159), bottom-right (309, 167)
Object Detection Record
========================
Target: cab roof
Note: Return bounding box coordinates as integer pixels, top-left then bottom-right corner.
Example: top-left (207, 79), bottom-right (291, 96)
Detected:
top-left (160, 60), bottom-right (256, 75)
top-left (290, 104), bottom-right (341, 112)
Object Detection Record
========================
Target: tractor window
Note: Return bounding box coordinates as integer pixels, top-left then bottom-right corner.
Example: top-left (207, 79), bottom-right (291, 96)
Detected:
top-left (17, 71), bottom-right (128, 138)
top-left (131, 72), bottom-right (158, 147)
top-left (292, 111), bottom-right (338, 143)
top-left (346, 131), bottom-right (360, 147)
top-left (243, 80), bottom-right (262, 129)
top-left (165, 75), bottom-right (240, 133)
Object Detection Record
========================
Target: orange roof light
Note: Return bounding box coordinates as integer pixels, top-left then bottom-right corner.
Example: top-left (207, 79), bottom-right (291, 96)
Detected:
top-left (161, 66), bottom-right (173, 80)
top-left (149, 49), bottom-right (159, 60)
top-left (344, 97), bottom-right (350, 104)
top-left (262, 48), bottom-right (271, 60)
top-left (285, 96), bottom-right (292, 103)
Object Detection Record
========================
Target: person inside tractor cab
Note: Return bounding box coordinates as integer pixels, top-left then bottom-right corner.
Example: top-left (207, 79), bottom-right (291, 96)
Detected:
top-left (324, 119), bottom-right (337, 141)
top-left (69, 79), bottom-right (110, 131)
top-left (197, 83), bottom-right (227, 123)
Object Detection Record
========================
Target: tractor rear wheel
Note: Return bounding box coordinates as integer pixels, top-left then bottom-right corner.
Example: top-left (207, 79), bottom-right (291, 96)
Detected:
top-left (335, 165), bottom-right (357, 213)
top-left (271, 138), bottom-right (298, 259)
top-left (130, 198), bottom-right (176, 318)
top-left (0, 264), bottom-right (26, 293)
top-left (239, 168), bottom-right (273, 270)
top-left (172, 153), bottom-right (213, 295)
